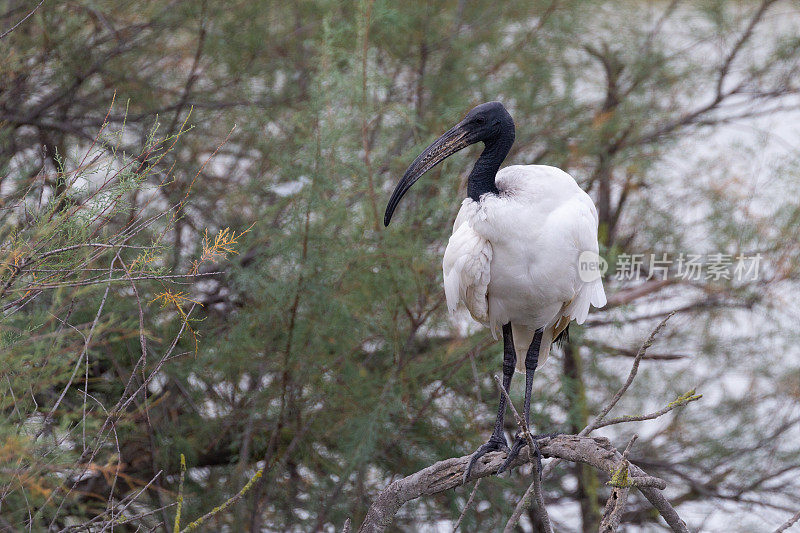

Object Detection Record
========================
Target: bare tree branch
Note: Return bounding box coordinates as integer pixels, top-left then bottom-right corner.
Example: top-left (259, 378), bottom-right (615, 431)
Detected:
top-left (0, 0), bottom-right (45, 40)
top-left (774, 509), bottom-right (800, 533)
top-left (599, 486), bottom-right (629, 532)
top-left (714, 0), bottom-right (779, 99)
top-left (507, 313), bottom-right (684, 531)
top-left (593, 389), bottom-right (702, 430)
top-left (357, 434), bottom-right (672, 533)
top-left (359, 314), bottom-right (692, 532)
top-left (588, 312), bottom-right (675, 431)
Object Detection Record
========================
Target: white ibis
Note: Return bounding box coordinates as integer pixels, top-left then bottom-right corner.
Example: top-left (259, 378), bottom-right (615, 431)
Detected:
top-left (384, 102), bottom-right (607, 480)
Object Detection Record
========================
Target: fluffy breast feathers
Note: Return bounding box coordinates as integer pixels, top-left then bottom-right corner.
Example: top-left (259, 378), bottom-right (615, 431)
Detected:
top-left (441, 165), bottom-right (606, 369)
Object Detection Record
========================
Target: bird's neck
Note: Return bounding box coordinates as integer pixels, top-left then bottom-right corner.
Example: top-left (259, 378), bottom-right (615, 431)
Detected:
top-left (467, 129), bottom-right (514, 202)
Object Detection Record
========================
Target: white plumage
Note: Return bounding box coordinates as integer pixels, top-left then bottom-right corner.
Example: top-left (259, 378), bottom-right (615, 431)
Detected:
top-left (383, 102), bottom-right (609, 478)
top-left (443, 165), bottom-right (606, 372)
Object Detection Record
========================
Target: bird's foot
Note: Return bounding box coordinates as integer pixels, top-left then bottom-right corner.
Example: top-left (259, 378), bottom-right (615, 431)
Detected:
top-left (496, 431), bottom-right (554, 476)
top-left (463, 435), bottom-right (509, 483)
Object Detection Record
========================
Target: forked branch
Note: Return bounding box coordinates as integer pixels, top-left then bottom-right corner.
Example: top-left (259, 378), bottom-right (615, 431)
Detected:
top-left (359, 313), bottom-right (692, 533)
top-left (358, 434), bottom-right (673, 533)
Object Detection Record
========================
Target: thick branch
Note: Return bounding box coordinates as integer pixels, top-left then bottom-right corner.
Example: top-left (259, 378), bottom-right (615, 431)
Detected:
top-left (358, 434), bottom-right (670, 533)
top-left (360, 315), bottom-right (690, 533)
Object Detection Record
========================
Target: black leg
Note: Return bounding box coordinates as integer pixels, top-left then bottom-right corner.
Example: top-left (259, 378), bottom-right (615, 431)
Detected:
top-left (521, 329), bottom-right (543, 427)
top-left (497, 327), bottom-right (543, 475)
top-left (462, 323), bottom-right (515, 482)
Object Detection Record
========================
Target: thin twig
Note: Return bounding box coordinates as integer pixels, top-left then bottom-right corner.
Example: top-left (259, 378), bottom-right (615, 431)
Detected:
top-left (6, 271), bottom-right (221, 291)
top-left (179, 466), bottom-right (263, 532)
top-left (586, 312), bottom-right (676, 432)
top-left (57, 472), bottom-right (166, 532)
top-left (541, 312), bottom-right (676, 482)
top-left (36, 303), bottom-right (198, 526)
top-left (621, 434), bottom-right (638, 459)
top-left (452, 478), bottom-right (481, 532)
top-left (0, 0), bottom-right (45, 40)
top-left (594, 389), bottom-right (702, 429)
top-left (774, 509), bottom-right (800, 533)
top-left (35, 256), bottom-right (117, 441)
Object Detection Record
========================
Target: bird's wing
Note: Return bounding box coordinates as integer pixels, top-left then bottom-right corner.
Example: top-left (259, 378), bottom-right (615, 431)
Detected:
top-left (443, 201), bottom-right (493, 328)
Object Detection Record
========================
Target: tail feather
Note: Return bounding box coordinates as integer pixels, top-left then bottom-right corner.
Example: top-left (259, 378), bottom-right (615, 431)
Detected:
top-left (567, 279), bottom-right (606, 325)
top-left (590, 278), bottom-right (607, 308)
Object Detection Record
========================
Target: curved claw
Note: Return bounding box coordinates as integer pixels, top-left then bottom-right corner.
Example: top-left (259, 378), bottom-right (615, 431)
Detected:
top-left (496, 433), bottom-right (543, 476)
top-left (463, 436), bottom-right (509, 483)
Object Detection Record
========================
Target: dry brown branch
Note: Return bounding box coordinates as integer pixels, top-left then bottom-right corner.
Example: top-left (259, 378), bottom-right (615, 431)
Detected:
top-left (359, 313), bottom-right (693, 533)
top-left (357, 434), bottom-right (670, 533)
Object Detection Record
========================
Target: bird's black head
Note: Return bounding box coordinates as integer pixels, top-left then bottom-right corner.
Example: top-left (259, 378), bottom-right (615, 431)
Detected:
top-left (384, 101), bottom-right (515, 226)
top-left (459, 101), bottom-right (515, 145)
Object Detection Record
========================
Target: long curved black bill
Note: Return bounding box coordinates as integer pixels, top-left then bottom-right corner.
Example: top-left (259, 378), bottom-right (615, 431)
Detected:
top-left (384, 123), bottom-right (470, 226)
